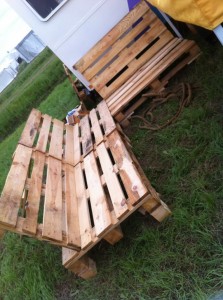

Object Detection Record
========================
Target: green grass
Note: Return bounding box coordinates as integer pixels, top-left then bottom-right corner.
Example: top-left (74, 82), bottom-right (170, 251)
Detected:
top-left (0, 79), bottom-right (79, 192)
top-left (0, 48), bottom-right (53, 105)
top-left (0, 48), bottom-right (66, 141)
top-left (0, 43), bottom-right (223, 300)
top-left (0, 234), bottom-right (65, 300)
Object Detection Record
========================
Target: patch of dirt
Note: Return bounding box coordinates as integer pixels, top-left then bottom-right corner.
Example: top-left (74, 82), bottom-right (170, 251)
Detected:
top-left (55, 278), bottom-right (75, 300)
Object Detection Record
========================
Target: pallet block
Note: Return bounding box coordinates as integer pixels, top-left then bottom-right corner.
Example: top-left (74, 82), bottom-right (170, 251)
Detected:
top-left (74, 0), bottom-right (201, 124)
top-left (68, 255), bottom-right (97, 280)
top-left (103, 225), bottom-right (124, 245)
top-left (0, 101), bottom-right (171, 279)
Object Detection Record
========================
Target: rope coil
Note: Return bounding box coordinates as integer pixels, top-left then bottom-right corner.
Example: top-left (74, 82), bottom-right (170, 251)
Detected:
top-left (130, 83), bottom-right (192, 131)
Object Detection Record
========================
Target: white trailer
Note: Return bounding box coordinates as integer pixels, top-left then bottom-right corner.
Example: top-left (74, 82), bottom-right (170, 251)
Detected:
top-left (6, 0), bottom-right (137, 89)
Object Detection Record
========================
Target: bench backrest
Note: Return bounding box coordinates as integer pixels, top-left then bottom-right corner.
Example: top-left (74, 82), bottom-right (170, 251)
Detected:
top-left (73, 0), bottom-right (174, 99)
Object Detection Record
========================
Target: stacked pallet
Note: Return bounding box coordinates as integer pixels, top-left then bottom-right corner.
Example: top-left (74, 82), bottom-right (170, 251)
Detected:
top-left (74, 0), bottom-right (201, 125)
top-left (0, 101), bottom-right (171, 278)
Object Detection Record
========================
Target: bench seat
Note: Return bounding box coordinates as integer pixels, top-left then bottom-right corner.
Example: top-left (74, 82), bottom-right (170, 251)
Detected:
top-left (0, 101), bottom-right (171, 278)
top-left (74, 0), bottom-right (201, 124)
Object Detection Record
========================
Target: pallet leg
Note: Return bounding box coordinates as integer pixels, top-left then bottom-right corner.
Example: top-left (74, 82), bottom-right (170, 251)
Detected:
top-left (103, 225), bottom-right (124, 245)
top-left (142, 198), bottom-right (171, 222)
top-left (67, 255), bottom-right (97, 280)
top-left (115, 113), bottom-right (130, 127)
top-left (149, 79), bottom-right (163, 91)
top-left (0, 229), bottom-right (5, 239)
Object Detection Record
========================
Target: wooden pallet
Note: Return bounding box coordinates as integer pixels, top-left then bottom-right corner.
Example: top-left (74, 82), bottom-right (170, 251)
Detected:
top-left (74, 0), bottom-right (201, 124)
top-left (0, 101), bottom-right (171, 278)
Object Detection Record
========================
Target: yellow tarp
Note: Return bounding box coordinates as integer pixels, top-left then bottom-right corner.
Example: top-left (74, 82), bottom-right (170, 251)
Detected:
top-left (146, 0), bottom-right (223, 30)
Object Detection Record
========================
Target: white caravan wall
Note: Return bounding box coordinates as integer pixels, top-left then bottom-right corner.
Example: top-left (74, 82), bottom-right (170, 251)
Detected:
top-left (6, 0), bottom-right (129, 88)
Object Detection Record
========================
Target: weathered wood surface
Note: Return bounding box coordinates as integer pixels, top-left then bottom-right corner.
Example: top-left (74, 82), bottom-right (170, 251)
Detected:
top-left (0, 101), bottom-right (171, 266)
top-left (73, 0), bottom-right (201, 122)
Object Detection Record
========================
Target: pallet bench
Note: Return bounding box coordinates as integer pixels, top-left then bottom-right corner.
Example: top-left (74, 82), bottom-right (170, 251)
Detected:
top-left (74, 0), bottom-right (201, 124)
top-left (0, 101), bottom-right (171, 278)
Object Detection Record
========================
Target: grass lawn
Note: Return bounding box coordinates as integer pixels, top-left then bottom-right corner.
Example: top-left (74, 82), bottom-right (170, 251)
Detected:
top-left (0, 42), bottom-right (223, 299)
top-left (0, 48), bottom-right (67, 142)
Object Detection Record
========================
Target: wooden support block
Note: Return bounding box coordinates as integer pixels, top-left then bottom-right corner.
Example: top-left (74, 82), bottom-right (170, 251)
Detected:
top-left (138, 207), bottom-right (147, 215)
top-left (68, 255), bottom-right (97, 279)
top-left (149, 79), bottom-right (163, 91)
top-left (150, 201), bottom-right (171, 222)
top-left (142, 197), bottom-right (159, 213)
top-left (142, 198), bottom-right (171, 222)
top-left (0, 229), bottom-right (5, 239)
top-left (103, 225), bottom-right (123, 245)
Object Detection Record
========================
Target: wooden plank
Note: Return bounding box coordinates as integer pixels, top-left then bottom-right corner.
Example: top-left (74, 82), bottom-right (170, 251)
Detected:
top-left (64, 164), bottom-right (81, 247)
top-left (42, 157), bottom-right (63, 241)
top-left (83, 10), bottom-right (157, 81)
top-left (64, 125), bottom-right (74, 165)
top-left (64, 193), bottom-right (164, 266)
top-left (107, 131), bottom-right (148, 205)
top-left (100, 30), bottom-right (174, 99)
top-left (160, 44), bottom-right (201, 85)
top-left (73, 124), bottom-right (81, 166)
top-left (106, 32), bottom-right (176, 108)
top-left (91, 19), bottom-right (166, 91)
top-left (84, 152), bottom-right (112, 236)
top-left (49, 119), bottom-right (64, 160)
top-left (74, 0), bottom-right (149, 73)
top-left (80, 115), bottom-right (93, 157)
top-left (110, 40), bottom-right (195, 115)
top-left (0, 145), bottom-right (32, 227)
top-left (107, 38), bottom-right (181, 115)
top-left (19, 109), bottom-right (41, 147)
top-left (97, 101), bottom-right (116, 136)
top-left (89, 109), bottom-right (103, 145)
top-left (36, 114), bottom-right (52, 153)
top-left (23, 151), bottom-right (45, 234)
top-left (75, 163), bottom-right (92, 249)
top-left (96, 143), bottom-right (128, 219)
top-left (0, 216), bottom-right (80, 250)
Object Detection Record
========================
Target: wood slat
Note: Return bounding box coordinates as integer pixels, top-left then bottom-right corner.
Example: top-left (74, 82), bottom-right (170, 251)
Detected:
top-left (107, 38), bottom-right (181, 114)
top-left (110, 39), bottom-right (193, 115)
top-left (91, 18), bottom-right (166, 91)
top-left (23, 151), bottom-right (45, 234)
top-left (80, 115), bottom-right (93, 156)
top-left (107, 131), bottom-right (148, 205)
top-left (83, 10), bottom-right (157, 81)
top-left (75, 163), bottom-right (93, 249)
top-left (160, 44), bottom-right (201, 85)
top-left (36, 114), bottom-right (52, 153)
top-left (89, 109), bottom-right (103, 145)
top-left (73, 124), bottom-right (81, 166)
top-left (99, 30), bottom-right (173, 99)
top-left (65, 164), bottom-right (81, 247)
top-left (0, 216), bottom-right (80, 250)
top-left (42, 157), bottom-right (63, 241)
top-left (84, 152), bottom-right (112, 236)
top-left (49, 119), bottom-right (64, 160)
top-left (19, 109), bottom-right (41, 147)
top-left (96, 143), bottom-right (129, 219)
top-left (0, 145), bottom-right (32, 227)
top-left (64, 125), bottom-right (74, 165)
top-left (97, 101), bottom-right (116, 135)
top-left (74, 0), bottom-right (149, 73)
